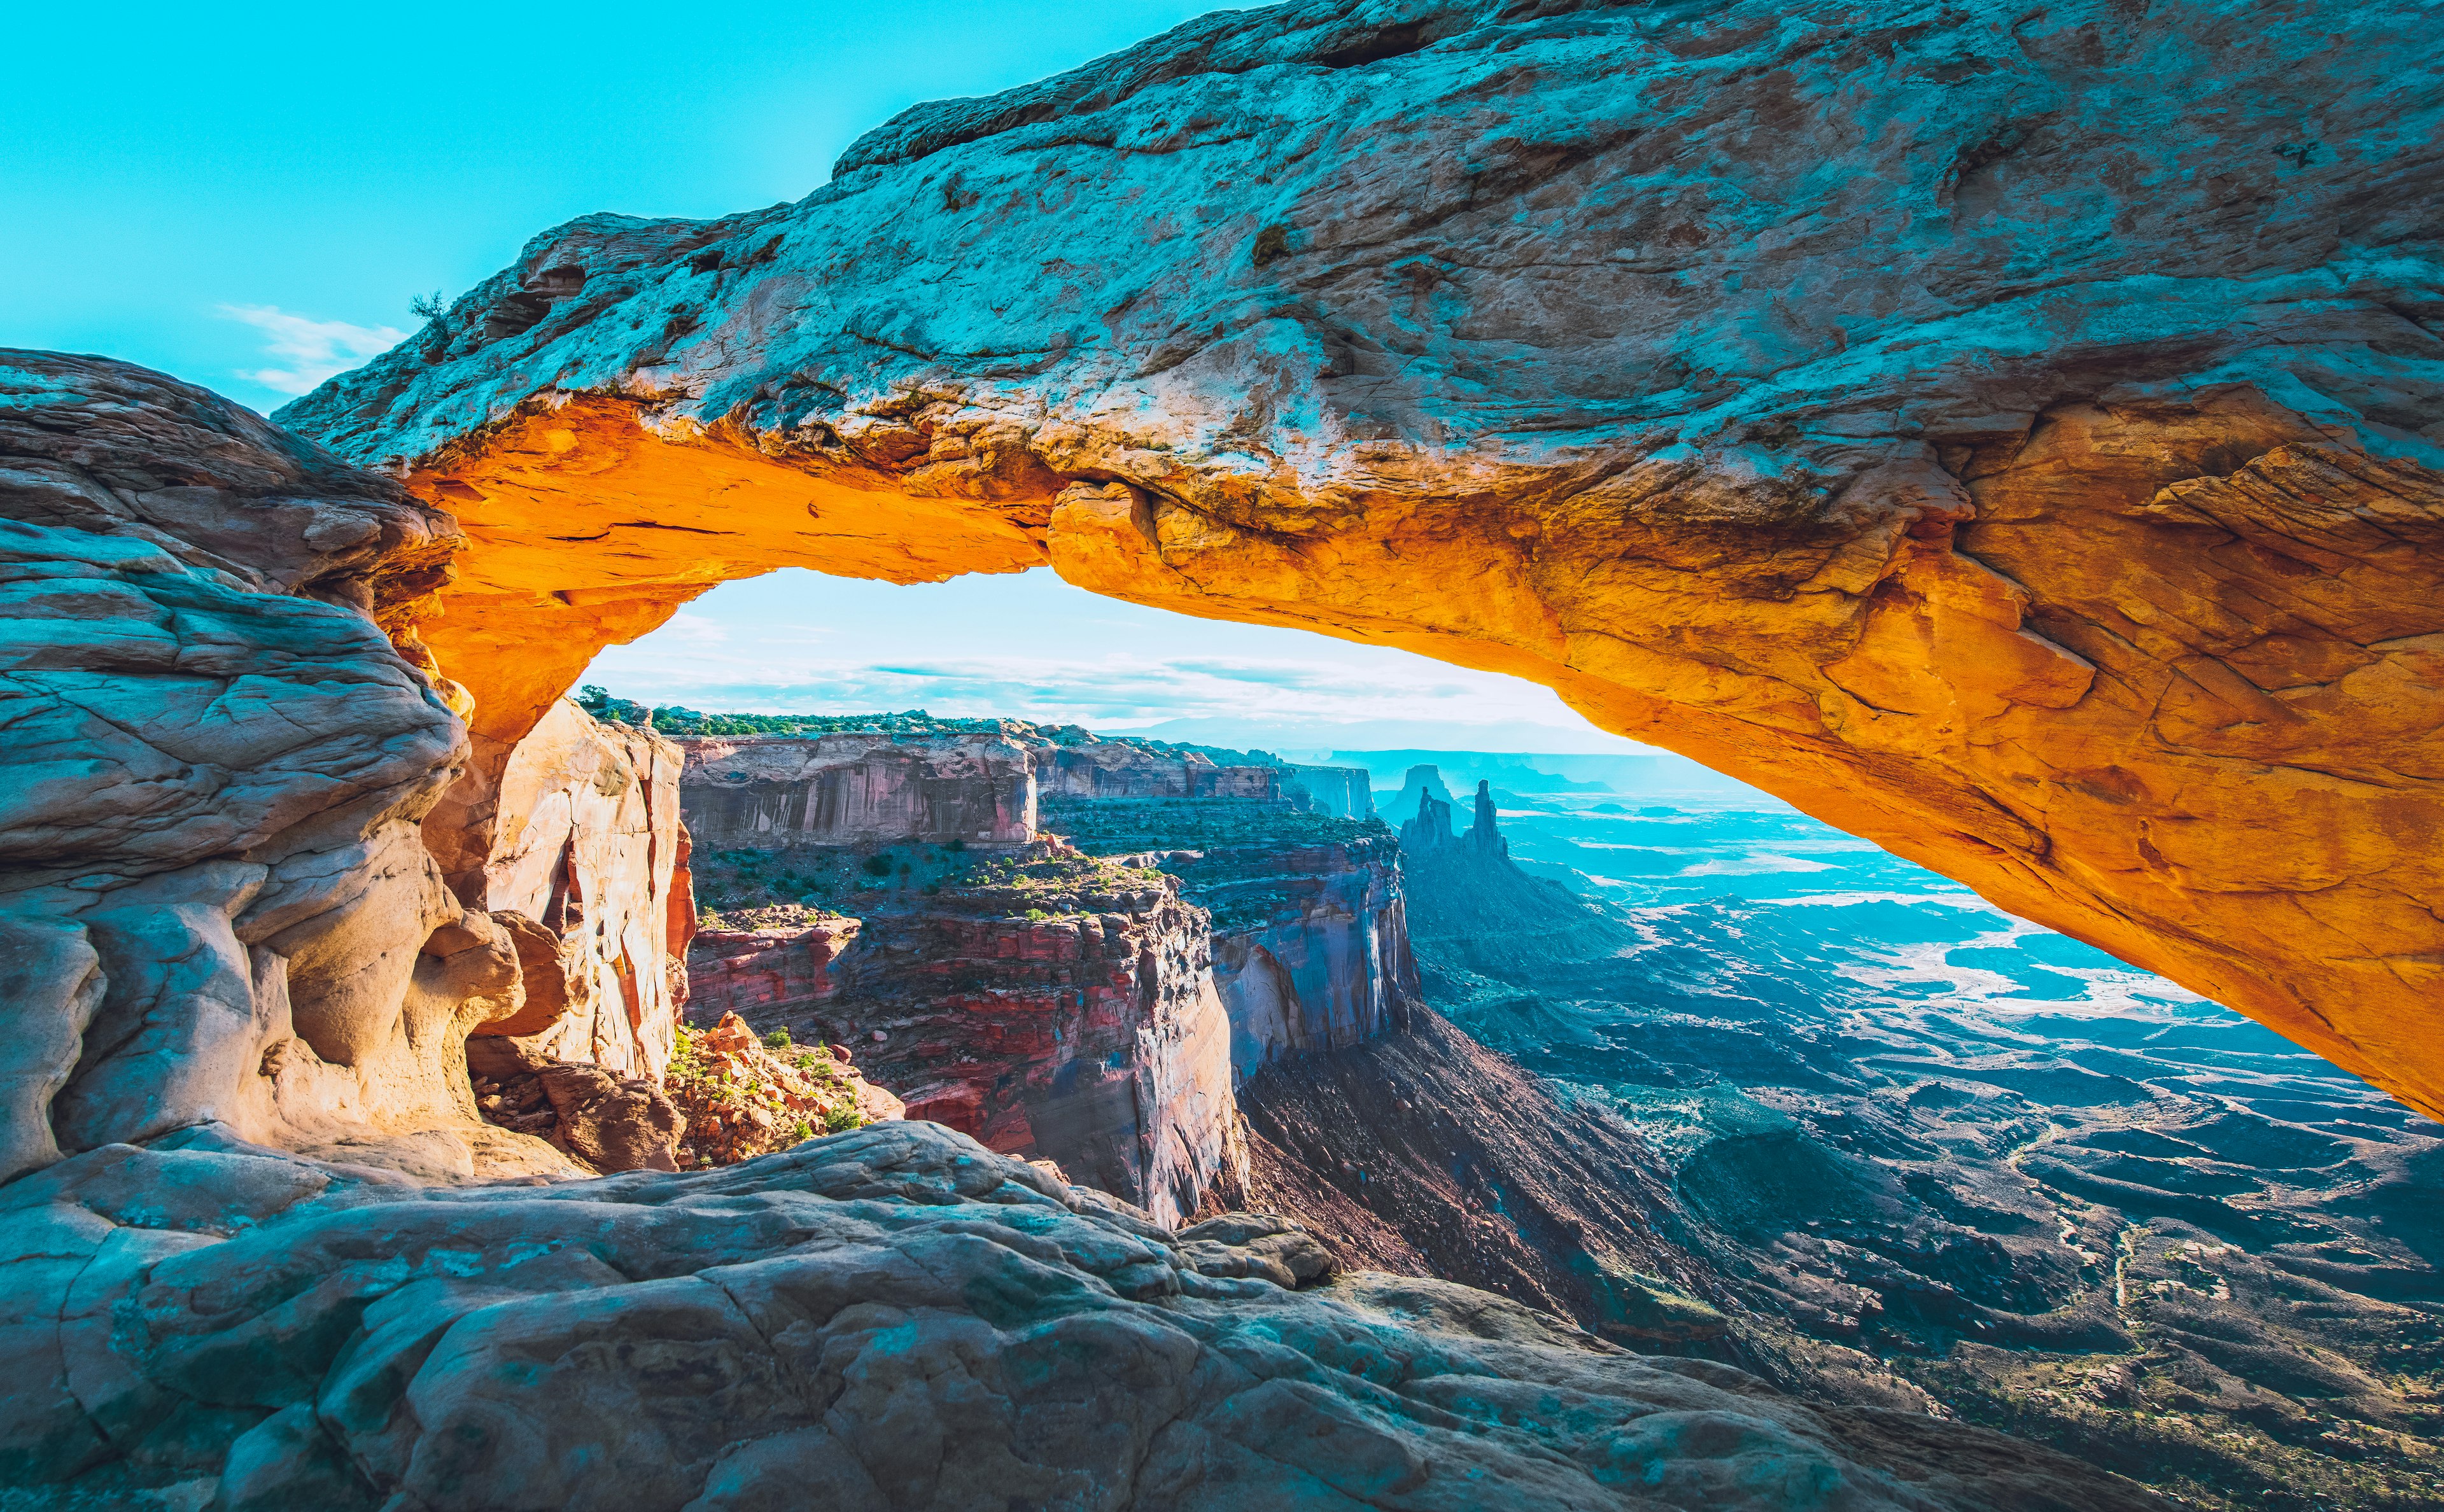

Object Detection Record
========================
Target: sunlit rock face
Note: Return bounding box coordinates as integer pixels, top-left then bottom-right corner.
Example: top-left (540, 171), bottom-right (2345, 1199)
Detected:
top-left (0, 352), bottom-right (503, 1180)
top-left (276, 0), bottom-right (2444, 1119)
top-left (458, 699), bottom-right (691, 1079)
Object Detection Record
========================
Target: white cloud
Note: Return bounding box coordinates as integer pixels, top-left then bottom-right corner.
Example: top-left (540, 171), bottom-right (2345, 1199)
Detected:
top-left (219, 304), bottom-right (405, 396)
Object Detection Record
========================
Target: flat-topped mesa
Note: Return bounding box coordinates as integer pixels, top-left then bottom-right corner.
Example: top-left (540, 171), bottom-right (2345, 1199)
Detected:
top-left (675, 731), bottom-right (1414, 1207)
top-left (682, 731), bottom-right (1037, 846)
top-left (276, 0), bottom-right (2444, 1119)
top-left (1036, 740), bottom-right (1279, 801)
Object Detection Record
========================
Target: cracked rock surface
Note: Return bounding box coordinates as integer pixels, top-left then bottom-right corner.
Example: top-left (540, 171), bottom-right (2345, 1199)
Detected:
top-left (0, 1119), bottom-right (2170, 1509)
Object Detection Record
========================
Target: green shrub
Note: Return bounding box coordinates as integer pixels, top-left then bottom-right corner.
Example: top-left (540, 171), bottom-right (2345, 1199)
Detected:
top-left (861, 854), bottom-right (894, 878)
top-left (762, 1028), bottom-right (791, 1049)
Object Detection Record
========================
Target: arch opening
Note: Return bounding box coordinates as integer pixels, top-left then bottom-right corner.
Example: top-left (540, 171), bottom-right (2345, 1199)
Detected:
top-left (396, 393), bottom-right (2444, 1124)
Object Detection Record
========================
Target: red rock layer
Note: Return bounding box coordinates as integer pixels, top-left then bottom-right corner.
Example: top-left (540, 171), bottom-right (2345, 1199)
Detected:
top-left (686, 869), bottom-right (1240, 1228)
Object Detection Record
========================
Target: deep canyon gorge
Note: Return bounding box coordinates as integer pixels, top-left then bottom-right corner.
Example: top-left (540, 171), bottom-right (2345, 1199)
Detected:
top-left (3, 0), bottom-right (2440, 1507)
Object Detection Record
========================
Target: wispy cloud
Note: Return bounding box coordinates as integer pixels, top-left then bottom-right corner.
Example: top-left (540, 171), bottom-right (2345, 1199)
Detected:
top-left (219, 305), bottom-right (405, 396)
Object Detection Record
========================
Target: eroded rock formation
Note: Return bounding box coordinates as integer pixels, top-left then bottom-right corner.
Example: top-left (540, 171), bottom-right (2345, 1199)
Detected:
top-left (0, 1118), bottom-right (2174, 1509)
top-left (0, 353), bottom-right (522, 1182)
top-left (1044, 793), bottom-right (1422, 1074)
top-left (684, 731), bottom-right (1037, 846)
top-left (277, 0), bottom-right (2444, 1117)
top-left (460, 698), bottom-right (690, 1078)
top-left (687, 851), bottom-right (1241, 1228)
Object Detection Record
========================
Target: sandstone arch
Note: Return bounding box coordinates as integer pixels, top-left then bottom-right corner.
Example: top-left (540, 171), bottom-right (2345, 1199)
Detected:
top-left (281, 0), bottom-right (2444, 1118)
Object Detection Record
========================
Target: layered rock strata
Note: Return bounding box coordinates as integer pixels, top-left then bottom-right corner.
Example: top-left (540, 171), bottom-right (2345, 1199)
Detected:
top-left (0, 1118), bottom-right (2173, 1510)
top-left (683, 730), bottom-right (1037, 846)
top-left (1034, 740), bottom-right (1279, 801)
top-left (1280, 763), bottom-right (1376, 820)
top-left (0, 353), bottom-right (519, 1180)
top-left (281, 0), bottom-right (2444, 1119)
top-left (1039, 795), bottom-right (1422, 1074)
top-left (688, 852), bottom-right (1240, 1228)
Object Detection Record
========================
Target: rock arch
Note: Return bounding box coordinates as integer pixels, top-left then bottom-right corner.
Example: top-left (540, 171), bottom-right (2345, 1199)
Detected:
top-left (277, 0), bottom-right (2444, 1119)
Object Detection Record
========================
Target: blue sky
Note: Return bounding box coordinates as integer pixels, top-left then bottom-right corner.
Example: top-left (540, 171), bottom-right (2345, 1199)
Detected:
top-left (5, 1), bottom-right (1219, 410)
top-left (587, 568), bottom-right (1655, 753)
top-left (7, 0), bottom-right (1650, 753)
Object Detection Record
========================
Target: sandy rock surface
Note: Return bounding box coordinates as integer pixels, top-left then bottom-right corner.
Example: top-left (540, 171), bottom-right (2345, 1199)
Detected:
top-left (277, 0), bottom-right (2444, 1118)
top-left (0, 1119), bottom-right (2170, 1509)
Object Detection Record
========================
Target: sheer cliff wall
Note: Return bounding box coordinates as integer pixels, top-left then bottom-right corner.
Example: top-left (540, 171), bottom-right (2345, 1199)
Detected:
top-left (684, 869), bottom-right (1244, 1228)
top-left (681, 731), bottom-right (1037, 846)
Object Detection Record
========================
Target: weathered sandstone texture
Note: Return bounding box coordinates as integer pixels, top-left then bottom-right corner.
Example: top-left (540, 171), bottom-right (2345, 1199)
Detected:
top-left (282, 0), bottom-right (2444, 1117)
top-left (0, 1119), bottom-right (2172, 1509)
top-left (688, 853), bottom-right (1240, 1228)
top-left (460, 698), bottom-right (690, 1079)
top-left (465, 1033), bottom-right (686, 1173)
top-left (0, 352), bottom-right (537, 1181)
top-left (684, 731), bottom-right (1037, 846)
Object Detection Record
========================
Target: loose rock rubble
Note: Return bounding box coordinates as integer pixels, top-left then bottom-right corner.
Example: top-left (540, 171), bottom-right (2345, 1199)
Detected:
top-left (467, 1035), bottom-right (685, 1173)
top-left (664, 1011), bottom-right (904, 1168)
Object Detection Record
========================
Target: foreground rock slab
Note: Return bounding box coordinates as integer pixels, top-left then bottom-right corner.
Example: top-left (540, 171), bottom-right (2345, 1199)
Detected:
top-left (0, 1119), bottom-right (2168, 1510)
top-left (277, 0), bottom-right (2444, 1119)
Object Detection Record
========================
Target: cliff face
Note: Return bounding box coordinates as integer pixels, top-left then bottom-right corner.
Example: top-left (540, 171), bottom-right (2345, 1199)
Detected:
top-left (1039, 795), bottom-right (1422, 1075)
top-left (1033, 741), bottom-right (1277, 801)
top-left (683, 731), bottom-right (1036, 846)
top-left (685, 855), bottom-right (1240, 1228)
top-left (461, 699), bottom-right (689, 1079)
top-left (1280, 763), bottom-right (1374, 820)
top-left (1188, 837), bottom-right (1419, 1072)
top-left (277, 0), bottom-right (2444, 1120)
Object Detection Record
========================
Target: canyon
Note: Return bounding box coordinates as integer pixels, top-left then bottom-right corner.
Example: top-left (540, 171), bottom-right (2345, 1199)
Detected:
top-left (1, 0), bottom-right (2439, 1504)
top-left (675, 725), bottom-right (1407, 1224)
